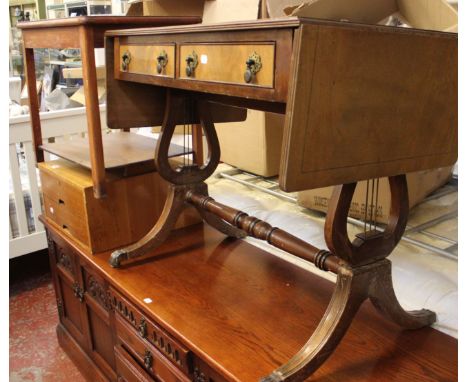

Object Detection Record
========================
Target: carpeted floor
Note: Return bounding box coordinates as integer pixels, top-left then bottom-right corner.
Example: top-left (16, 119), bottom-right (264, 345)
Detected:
top-left (10, 254), bottom-right (85, 382)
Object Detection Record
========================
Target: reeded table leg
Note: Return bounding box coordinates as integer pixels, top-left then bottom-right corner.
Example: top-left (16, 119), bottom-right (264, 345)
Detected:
top-left (261, 175), bottom-right (436, 381)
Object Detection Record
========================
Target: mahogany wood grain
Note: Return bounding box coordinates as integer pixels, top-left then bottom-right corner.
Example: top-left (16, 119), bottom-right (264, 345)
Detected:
top-left (279, 22), bottom-right (457, 191)
top-left (44, 219), bottom-right (457, 382)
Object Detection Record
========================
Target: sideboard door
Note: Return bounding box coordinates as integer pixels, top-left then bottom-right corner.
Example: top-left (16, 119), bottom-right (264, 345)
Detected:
top-left (48, 234), bottom-right (89, 349)
top-left (80, 263), bottom-right (117, 380)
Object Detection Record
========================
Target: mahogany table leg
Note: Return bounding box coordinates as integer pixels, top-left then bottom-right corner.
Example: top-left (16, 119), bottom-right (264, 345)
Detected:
top-left (368, 260), bottom-right (436, 329)
top-left (261, 258), bottom-right (435, 382)
top-left (109, 183), bottom-right (188, 267)
top-left (261, 175), bottom-right (436, 381)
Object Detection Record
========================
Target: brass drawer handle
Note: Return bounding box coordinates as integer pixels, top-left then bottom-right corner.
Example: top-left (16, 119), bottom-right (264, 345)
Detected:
top-left (138, 317), bottom-right (147, 338)
top-left (185, 51), bottom-right (198, 77)
top-left (121, 51), bottom-right (131, 71)
top-left (244, 52), bottom-right (262, 83)
top-left (143, 349), bottom-right (153, 370)
top-left (156, 50), bottom-right (168, 74)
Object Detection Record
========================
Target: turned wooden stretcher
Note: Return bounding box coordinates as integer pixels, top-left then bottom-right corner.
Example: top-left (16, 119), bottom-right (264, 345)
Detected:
top-left (104, 17), bottom-right (457, 381)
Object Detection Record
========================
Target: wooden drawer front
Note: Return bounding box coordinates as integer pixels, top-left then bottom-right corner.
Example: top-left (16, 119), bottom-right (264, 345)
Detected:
top-left (179, 43), bottom-right (275, 87)
top-left (120, 44), bottom-right (175, 77)
top-left (44, 196), bottom-right (90, 247)
top-left (116, 316), bottom-right (190, 382)
top-left (40, 169), bottom-right (85, 213)
top-left (116, 344), bottom-right (154, 382)
top-left (109, 287), bottom-right (192, 375)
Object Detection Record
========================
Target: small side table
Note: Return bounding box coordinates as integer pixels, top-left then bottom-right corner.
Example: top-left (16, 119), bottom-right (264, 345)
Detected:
top-left (18, 16), bottom-right (200, 198)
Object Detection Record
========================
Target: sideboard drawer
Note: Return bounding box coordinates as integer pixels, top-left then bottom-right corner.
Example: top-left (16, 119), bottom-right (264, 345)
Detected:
top-left (120, 44), bottom-right (176, 77)
top-left (179, 43), bottom-right (275, 87)
top-left (115, 344), bottom-right (155, 382)
top-left (116, 315), bottom-right (190, 382)
top-left (109, 287), bottom-right (192, 375)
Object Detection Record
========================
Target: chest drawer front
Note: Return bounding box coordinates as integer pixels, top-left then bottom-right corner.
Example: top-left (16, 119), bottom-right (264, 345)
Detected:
top-left (44, 196), bottom-right (89, 247)
top-left (40, 170), bottom-right (85, 212)
top-left (120, 44), bottom-right (176, 78)
top-left (116, 316), bottom-right (190, 382)
top-left (109, 287), bottom-right (192, 375)
top-left (179, 43), bottom-right (275, 87)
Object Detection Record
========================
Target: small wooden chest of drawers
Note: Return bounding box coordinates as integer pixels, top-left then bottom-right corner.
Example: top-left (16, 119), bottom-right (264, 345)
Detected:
top-left (40, 159), bottom-right (199, 253)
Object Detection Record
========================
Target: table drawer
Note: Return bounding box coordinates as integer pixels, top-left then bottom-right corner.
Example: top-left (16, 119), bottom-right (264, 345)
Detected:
top-left (116, 315), bottom-right (190, 382)
top-left (109, 287), bottom-right (192, 375)
top-left (179, 43), bottom-right (275, 87)
top-left (120, 44), bottom-right (175, 77)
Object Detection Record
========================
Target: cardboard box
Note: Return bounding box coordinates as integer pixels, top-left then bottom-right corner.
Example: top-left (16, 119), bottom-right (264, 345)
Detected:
top-left (203, 0), bottom-right (261, 22)
top-left (216, 110), bottom-right (283, 177)
top-left (62, 65), bottom-right (106, 80)
top-left (298, 167), bottom-right (453, 223)
top-left (143, 0), bottom-right (205, 17)
top-left (267, 0), bottom-right (457, 31)
top-left (70, 79), bottom-right (106, 105)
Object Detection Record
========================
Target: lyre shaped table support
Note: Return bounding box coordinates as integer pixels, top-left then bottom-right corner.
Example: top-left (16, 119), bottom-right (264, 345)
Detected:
top-left (109, 91), bottom-right (435, 381)
top-left (109, 91), bottom-right (247, 267)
